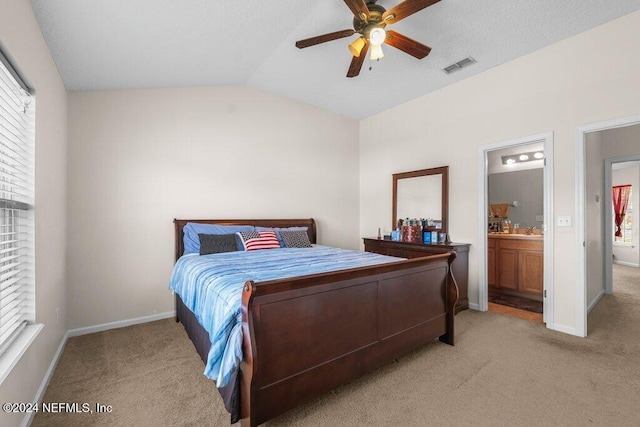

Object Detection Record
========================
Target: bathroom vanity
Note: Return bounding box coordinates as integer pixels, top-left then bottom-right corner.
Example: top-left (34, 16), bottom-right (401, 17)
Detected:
top-left (488, 233), bottom-right (543, 300)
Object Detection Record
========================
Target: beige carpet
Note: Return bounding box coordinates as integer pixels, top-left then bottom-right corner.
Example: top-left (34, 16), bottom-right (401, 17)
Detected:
top-left (34, 266), bottom-right (640, 426)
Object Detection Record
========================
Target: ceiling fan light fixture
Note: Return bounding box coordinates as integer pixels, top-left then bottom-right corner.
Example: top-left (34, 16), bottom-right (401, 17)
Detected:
top-left (295, 0), bottom-right (439, 78)
top-left (348, 37), bottom-right (366, 57)
top-left (370, 44), bottom-right (384, 60)
top-left (369, 27), bottom-right (386, 46)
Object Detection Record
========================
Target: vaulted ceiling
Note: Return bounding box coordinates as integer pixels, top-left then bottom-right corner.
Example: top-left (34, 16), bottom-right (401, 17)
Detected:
top-left (31, 0), bottom-right (640, 119)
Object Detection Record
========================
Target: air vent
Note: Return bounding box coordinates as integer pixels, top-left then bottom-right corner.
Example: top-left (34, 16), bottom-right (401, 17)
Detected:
top-left (443, 57), bottom-right (477, 74)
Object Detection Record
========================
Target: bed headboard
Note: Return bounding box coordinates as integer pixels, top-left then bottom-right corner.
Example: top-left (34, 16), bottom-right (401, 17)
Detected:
top-left (173, 218), bottom-right (317, 261)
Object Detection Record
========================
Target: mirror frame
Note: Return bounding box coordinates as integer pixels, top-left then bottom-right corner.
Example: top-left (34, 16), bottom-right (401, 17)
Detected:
top-left (392, 166), bottom-right (449, 236)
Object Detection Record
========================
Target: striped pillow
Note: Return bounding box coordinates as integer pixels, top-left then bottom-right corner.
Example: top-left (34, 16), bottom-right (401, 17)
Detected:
top-left (237, 230), bottom-right (281, 251)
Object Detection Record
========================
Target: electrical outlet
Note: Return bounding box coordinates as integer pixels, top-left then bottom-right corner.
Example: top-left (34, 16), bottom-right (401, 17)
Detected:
top-left (536, 215), bottom-right (544, 222)
top-left (557, 216), bottom-right (572, 227)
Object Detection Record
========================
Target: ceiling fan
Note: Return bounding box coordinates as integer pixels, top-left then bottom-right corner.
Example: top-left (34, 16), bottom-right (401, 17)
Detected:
top-left (295, 0), bottom-right (440, 78)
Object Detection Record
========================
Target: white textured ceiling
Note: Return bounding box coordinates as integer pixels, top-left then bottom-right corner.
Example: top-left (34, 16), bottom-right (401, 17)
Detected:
top-left (30, 0), bottom-right (640, 119)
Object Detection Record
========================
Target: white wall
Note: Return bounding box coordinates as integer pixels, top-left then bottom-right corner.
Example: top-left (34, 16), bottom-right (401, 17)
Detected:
top-left (0, 1), bottom-right (68, 426)
top-left (67, 87), bottom-right (359, 329)
top-left (601, 123), bottom-right (640, 159)
top-left (360, 10), bottom-right (640, 334)
top-left (612, 166), bottom-right (640, 266)
top-left (585, 132), bottom-right (605, 308)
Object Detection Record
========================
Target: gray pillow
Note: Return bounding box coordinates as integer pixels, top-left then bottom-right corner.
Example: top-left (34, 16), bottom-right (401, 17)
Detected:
top-left (198, 233), bottom-right (239, 255)
top-left (280, 230), bottom-right (312, 248)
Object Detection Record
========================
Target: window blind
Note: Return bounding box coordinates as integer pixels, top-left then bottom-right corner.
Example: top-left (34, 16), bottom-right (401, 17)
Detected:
top-left (0, 51), bottom-right (34, 357)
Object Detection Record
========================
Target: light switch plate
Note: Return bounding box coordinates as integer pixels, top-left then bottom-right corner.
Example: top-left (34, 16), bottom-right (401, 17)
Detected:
top-left (557, 216), bottom-right (572, 227)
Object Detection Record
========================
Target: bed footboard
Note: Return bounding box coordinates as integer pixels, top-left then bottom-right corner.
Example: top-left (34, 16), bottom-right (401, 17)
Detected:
top-left (240, 252), bottom-right (457, 426)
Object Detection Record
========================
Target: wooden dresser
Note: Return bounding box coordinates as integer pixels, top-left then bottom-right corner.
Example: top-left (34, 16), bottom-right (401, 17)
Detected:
top-left (488, 234), bottom-right (543, 300)
top-left (363, 238), bottom-right (470, 313)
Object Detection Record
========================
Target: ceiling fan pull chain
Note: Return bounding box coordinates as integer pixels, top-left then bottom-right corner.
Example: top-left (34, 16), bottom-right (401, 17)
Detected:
top-left (369, 57), bottom-right (380, 72)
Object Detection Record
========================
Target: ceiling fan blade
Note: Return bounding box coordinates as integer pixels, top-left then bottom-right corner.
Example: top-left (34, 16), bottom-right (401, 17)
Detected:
top-left (384, 30), bottom-right (431, 59)
top-left (295, 29), bottom-right (356, 49)
top-left (347, 41), bottom-right (369, 78)
top-left (382, 0), bottom-right (441, 25)
top-left (344, 0), bottom-right (371, 19)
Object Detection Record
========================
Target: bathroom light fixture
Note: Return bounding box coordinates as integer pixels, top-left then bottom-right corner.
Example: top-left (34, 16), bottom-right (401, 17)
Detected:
top-left (502, 150), bottom-right (544, 165)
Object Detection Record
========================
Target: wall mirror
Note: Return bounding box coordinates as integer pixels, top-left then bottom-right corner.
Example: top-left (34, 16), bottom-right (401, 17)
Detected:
top-left (393, 166), bottom-right (449, 235)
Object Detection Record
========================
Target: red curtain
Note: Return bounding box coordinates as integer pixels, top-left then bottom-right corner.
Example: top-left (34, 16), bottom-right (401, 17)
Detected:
top-left (612, 185), bottom-right (632, 237)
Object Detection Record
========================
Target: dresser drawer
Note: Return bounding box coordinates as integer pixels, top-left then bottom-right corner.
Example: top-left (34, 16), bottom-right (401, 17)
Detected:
top-left (363, 238), bottom-right (470, 314)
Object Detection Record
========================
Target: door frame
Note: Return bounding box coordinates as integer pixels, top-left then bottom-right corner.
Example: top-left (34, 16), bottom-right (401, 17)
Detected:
top-left (477, 132), bottom-right (554, 328)
top-left (576, 114), bottom-right (640, 337)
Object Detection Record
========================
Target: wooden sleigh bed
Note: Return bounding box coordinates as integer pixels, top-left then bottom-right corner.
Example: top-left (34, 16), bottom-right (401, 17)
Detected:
top-left (173, 218), bottom-right (458, 426)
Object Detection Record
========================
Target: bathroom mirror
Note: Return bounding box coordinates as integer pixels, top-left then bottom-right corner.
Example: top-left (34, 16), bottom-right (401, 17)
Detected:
top-left (393, 166), bottom-right (449, 235)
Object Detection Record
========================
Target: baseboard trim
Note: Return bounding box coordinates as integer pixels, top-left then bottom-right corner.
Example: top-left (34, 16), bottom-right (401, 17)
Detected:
top-left (67, 311), bottom-right (176, 338)
top-left (613, 260), bottom-right (640, 268)
top-left (468, 302), bottom-right (481, 311)
top-left (22, 330), bottom-right (69, 427)
top-left (587, 289), bottom-right (606, 313)
top-left (551, 323), bottom-right (582, 337)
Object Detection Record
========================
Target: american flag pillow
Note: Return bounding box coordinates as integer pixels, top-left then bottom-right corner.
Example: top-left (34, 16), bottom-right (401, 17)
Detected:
top-left (237, 230), bottom-right (281, 251)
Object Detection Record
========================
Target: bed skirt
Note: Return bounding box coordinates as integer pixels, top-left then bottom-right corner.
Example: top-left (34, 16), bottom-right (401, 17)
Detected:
top-left (175, 294), bottom-right (240, 423)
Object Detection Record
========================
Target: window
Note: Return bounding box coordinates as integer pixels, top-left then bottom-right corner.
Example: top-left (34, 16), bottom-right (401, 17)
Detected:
top-left (613, 185), bottom-right (633, 243)
top-left (0, 50), bottom-right (35, 362)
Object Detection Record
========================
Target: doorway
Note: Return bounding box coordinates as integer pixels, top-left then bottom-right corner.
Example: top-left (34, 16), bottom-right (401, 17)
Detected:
top-left (577, 116), bottom-right (640, 337)
top-left (606, 157), bottom-right (640, 294)
top-left (477, 132), bottom-right (554, 328)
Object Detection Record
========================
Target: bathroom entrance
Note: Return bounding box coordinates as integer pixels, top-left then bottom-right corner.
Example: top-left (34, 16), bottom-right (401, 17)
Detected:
top-left (487, 142), bottom-right (545, 321)
top-left (477, 133), bottom-right (554, 327)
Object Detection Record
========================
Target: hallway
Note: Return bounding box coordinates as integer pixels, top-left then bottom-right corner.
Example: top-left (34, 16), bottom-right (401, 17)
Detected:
top-left (588, 263), bottom-right (640, 335)
top-left (612, 263), bottom-right (640, 295)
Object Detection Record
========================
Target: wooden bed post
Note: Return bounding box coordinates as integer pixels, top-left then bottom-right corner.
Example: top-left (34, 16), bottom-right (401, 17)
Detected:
top-left (439, 251), bottom-right (459, 346)
top-left (240, 281), bottom-right (257, 427)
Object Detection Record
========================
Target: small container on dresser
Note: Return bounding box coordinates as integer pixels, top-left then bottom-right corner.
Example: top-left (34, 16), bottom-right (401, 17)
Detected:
top-left (401, 225), bottom-right (422, 243)
top-left (363, 238), bottom-right (470, 314)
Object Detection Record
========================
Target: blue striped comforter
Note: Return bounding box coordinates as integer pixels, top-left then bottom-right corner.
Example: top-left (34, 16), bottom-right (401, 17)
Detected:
top-left (168, 245), bottom-right (402, 388)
